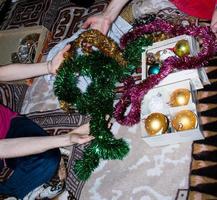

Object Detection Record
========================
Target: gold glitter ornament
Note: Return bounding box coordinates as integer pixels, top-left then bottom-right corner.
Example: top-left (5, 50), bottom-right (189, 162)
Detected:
top-left (152, 33), bottom-right (170, 42)
top-left (59, 100), bottom-right (76, 112)
top-left (71, 29), bottom-right (127, 66)
top-left (57, 29), bottom-right (128, 111)
top-left (145, 112), bottom-right (169, 136)
top-left (174, 39), bottom-right (190, 57)
top-left (172, 110), bottom-right (197, 131)
top-left (170, 88), bottom-right (191, 107)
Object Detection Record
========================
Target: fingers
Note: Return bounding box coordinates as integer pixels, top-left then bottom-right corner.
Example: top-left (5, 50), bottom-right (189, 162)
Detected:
top-left (211, 9), bottom-right (217, 36)
top-left (62, 44), bottom-right (71, 52)
top-left (77, 135), bottom-right (95, 144)
top-left (211, 24), bottom-right (217, 33)
top-left (82, 18), bottom-right (92, 29)
top-left (61, 44), bottom-right (71, 58)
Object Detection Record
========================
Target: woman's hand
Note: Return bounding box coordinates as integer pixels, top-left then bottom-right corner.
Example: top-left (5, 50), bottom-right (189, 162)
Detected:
top-left (48, 44), bottom-right (71, 74)
top-left (82, 14), bottom-right (112, 35)
top-left (68, 133), bottom-right (94, 145)
top-left (67, 123), bottom-right (94, 145)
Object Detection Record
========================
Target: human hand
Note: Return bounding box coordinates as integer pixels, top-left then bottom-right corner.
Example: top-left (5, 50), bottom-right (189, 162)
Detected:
top-left (211, 8), bottom-right (217, 38)
top-left (68, 133), bottom-right (94, 145)
top-left (68, 123), bottom-right (94, 145)
top-left (48, 44), bottom-right (71, 74)
top-left (82, 14), bottom-right (112, 35)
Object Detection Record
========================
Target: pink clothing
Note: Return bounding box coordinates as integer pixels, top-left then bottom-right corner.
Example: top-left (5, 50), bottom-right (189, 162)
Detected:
top-left (0, 105), bottom-right (18, 139)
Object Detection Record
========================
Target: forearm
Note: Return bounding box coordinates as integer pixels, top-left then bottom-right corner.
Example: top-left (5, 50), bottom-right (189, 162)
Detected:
top-left (103, 0), bottom-right (130, 22)
top-left (0, 62), bottom-right (49, 81)
top-left (0, 135), bottom-right (71, 158)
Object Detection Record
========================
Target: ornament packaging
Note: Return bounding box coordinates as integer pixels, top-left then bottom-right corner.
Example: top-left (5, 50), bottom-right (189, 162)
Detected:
top-left (141, 35), bottom-right (209, 90)
top-left (141, 80), bottom-right (204, 147)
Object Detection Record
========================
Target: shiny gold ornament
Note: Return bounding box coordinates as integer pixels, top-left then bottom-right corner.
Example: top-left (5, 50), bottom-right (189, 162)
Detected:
top-left (172, 110), bottom-right (197, 131)
top-left (174, 39), bottom-right (190, 57)
top-left (170, 88), bottom-right (191, 107)
top-left (145, 112), bottom-right (169, 136)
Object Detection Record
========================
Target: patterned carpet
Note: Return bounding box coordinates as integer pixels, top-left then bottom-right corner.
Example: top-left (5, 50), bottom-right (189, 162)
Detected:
top-left (1, 1), bottom-right (217, 199)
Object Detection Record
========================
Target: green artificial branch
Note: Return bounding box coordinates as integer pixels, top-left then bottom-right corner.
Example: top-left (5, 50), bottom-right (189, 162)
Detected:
top-left (123, 36), bottom-right (153, 69)
top-left (54, 51), bottom-right (132, 180)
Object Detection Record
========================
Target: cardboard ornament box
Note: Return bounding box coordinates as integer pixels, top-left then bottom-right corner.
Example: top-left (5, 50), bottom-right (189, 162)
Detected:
top-left (141, 35), bottom-right (209, 90)
top-left (140, 79), bottom-right (204, 147)
top-left (140, 35), bottom-right (207, 147)
top-left (0, 26), bottom-right (50, 85)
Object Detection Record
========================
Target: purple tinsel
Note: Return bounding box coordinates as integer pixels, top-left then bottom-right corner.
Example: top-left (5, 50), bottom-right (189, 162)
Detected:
top-left (115, 19), bottom-right (217, 126)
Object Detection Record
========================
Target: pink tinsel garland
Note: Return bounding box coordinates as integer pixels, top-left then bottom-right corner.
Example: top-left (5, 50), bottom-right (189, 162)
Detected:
top-left (114, 19), bottom-right (217, 126)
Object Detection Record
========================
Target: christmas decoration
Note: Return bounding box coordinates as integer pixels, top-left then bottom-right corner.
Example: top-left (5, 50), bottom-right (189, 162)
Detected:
top-left (146, 52), bottom-right (156, 65)
top-left (145, 112), bottom-right (169, 136)
top-left (54, 30), bottom-right (131, 180)
top-left (155, 49), bottom-right (177, 62)
top-left (170, 88), bottom-right (190, 107)
top-left (123, 36), bottom-right (152, 69)
top-left (148, 93), bottom-right (165, 113)
top-left (174, 39), bottom-right (190, 57)
top-left (115, 19), bottom-right (217, 126)
top-left (171, 110), bottom-right (197, 131)
top-left (148, 64), bottom-right (161, 75)
top-left (54, 18), bottom-right (217, 180)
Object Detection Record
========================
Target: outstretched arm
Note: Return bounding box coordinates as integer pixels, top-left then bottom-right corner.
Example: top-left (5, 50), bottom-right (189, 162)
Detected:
top-left (82, 0), bottom-right (130, 35)
top-left (0, 123), bottom-right (93, 158)
top-left (0, 44), bottom-right (71, 82)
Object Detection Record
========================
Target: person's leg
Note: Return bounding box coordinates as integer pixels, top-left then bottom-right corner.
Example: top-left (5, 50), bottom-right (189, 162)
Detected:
top-left (0, 149), bottom-right (60, 198)
top-left (0, 116), bottom-right (61, 199)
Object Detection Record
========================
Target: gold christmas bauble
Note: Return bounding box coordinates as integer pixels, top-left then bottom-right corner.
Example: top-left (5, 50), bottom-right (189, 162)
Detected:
top-left (170, 88), bottom-right (191, 107)
top-left (145, 112), bottom-right (169, 136)
top-left (174, 40), bottom-right (190, 57)
top-left (172, 110), bottom-right (197, 131)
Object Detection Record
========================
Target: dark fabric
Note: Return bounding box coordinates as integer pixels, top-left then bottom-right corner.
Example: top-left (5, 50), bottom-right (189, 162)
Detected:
top-left (26, 109), bottom-right (90, 199)
top-left (0, 0), bottom-right (12, 26)
top-left (0, 116), bottom-right (61, 198)
top-left (71, 0), bottom-right (95, 8)
top-left (0, 0), bottom-right (53, 30)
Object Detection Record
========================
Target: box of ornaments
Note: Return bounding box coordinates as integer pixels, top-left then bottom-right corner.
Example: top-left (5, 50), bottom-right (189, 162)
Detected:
top-left (141, 35), bottom-right (209, 90)
top-left (140, 79), bottom-right (204, 147)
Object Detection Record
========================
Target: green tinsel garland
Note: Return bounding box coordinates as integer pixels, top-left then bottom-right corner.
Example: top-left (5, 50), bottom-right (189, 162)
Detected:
top-left (54, 29), bottom-right (153, 180)
top-left (54, 51), bottom-right (133, 180)
top-left (123, 36), bottom-right (152, 68)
